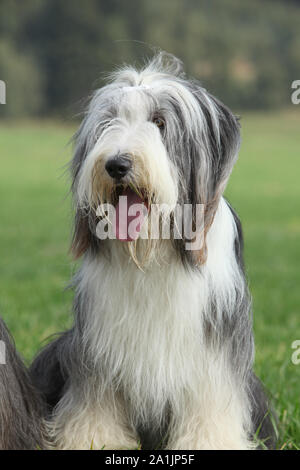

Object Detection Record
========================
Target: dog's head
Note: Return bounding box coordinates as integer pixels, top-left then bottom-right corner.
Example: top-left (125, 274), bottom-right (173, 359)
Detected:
top-left (70, 53), bottom-right (240, 267)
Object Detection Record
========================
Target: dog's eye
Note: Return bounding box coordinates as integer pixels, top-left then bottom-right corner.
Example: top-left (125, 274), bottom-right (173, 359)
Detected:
top-left (152, 116), bottom-right (165, 130)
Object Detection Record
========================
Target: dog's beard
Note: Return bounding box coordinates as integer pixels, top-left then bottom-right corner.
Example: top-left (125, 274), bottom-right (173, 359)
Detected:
top-left (91, 173), bottom-right (166, 269)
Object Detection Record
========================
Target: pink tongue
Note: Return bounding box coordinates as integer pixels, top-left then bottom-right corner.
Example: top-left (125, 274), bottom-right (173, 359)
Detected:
top-left (115, 188), bottom-right (148, 242)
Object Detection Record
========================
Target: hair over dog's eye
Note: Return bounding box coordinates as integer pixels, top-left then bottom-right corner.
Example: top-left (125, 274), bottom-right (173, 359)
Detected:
top-left (152, 116), bottom-right (165, 130)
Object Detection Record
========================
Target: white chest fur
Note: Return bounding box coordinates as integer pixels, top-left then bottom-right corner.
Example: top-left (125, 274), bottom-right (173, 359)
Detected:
top-left (76, 198), bottom-right (241, 420)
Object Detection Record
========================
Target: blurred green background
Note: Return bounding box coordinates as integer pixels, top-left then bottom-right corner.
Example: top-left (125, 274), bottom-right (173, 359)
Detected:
top-left (0, 0), bottom-right (299, 450)
top-left (1, 0), bottom-right (300, 117)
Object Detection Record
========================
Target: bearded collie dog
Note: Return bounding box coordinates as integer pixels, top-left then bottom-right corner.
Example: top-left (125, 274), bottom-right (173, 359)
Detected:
top-left (30, 53), bottom-right (277, 450)
top-left (0, 317), bottom-right (44, 449)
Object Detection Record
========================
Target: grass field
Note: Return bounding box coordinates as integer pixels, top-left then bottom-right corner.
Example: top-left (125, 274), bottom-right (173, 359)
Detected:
top-left (0, 111), bottom-right (299, 449)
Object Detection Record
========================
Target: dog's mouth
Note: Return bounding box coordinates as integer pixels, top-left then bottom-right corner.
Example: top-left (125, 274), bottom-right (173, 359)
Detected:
top-left (113, 184), bottom-right (150, 242)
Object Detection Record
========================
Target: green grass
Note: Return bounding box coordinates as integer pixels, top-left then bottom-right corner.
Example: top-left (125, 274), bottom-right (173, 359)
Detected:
top-left (0, 122), bottom-right (74, 357)
top-left (0, 111), bottom-right (299, 449)
top-left (226, 111), bottom-right (300, 449)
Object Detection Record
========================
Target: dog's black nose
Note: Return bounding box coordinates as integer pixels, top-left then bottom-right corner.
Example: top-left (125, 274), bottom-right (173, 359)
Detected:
top-left (105, 155), bottom-right (132, 180)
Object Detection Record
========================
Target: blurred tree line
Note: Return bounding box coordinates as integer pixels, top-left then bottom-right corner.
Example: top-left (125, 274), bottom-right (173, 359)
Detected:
top-left (0, 0), bottom-right (300, 117)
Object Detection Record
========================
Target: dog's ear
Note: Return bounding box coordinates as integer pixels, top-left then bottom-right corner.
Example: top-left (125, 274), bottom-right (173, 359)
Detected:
top-left (204, 94), bottom-right (241, 196)
top-left (69, 89), bottom-right (111, 259)
top-left (191, 89), bottom-right (240, 264)
top-left (70, 208), bottom-right (91, 259)
top-left (70, 120), bottom-right (90, 192)
top-left (69, 120), bottom-right (92, 259)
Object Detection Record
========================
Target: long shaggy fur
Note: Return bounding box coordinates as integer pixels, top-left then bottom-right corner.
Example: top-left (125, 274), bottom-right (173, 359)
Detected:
top-left (30, 52), bottom-right (277, 450)
top-left (0, 317), bottom-right (45, 449)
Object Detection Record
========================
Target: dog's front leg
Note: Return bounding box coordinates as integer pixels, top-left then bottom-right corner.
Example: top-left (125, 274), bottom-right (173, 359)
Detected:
top-left (166, 392), bottom-right (254, 450)
top-left (46, 389), bottom-right (139, 450)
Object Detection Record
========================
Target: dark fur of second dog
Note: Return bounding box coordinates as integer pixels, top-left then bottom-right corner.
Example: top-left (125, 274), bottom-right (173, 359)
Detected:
top-left (0, 317), bottom-right (45, 450)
